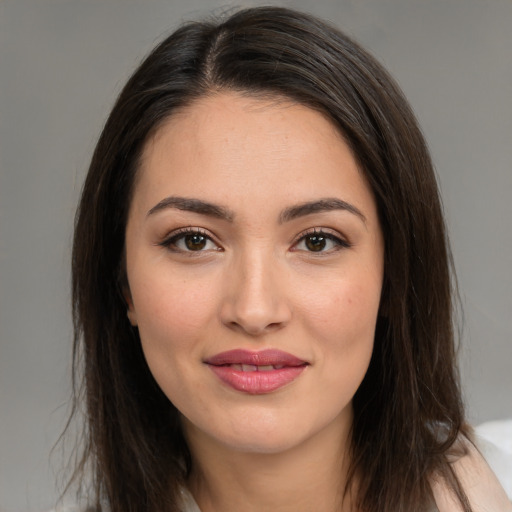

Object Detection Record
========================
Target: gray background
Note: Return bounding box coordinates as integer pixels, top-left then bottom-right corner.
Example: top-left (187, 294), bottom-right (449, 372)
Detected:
top-left (1, 0), bottom-right (511, 510)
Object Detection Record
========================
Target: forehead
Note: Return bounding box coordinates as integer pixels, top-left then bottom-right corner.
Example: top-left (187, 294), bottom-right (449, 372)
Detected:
top-left (134, 92), bottom-right (375, 219)
top-left (142, 92), bottom-right (345, 163)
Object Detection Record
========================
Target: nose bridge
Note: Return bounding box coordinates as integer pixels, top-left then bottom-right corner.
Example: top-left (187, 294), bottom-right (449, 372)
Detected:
top-left (240, 247), bottom-right (275, 302)
top-left (221, 245), bottom-right (290, 335)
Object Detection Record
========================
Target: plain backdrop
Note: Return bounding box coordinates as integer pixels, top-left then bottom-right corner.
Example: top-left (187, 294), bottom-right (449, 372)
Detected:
top-left (1, 0), bottom-right (511, 510)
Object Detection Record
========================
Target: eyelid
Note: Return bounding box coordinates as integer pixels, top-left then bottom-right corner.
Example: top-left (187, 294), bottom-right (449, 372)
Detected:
top-left (159, 226), bottom-right (222, 252)
top-left (157, 226), bottom-right (350, 253)
top-left (291, 227), bottom-right (351, 252)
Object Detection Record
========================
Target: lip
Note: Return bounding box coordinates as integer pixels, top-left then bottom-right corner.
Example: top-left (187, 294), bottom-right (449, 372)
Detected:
top-left (205, 349), bottom-right (308, 394)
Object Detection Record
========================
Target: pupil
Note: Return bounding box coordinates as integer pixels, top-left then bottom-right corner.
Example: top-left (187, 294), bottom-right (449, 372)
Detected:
top-left (306, 235), bottom-right (326, 251)
top-left (185, 234), bottom-right (206, 251)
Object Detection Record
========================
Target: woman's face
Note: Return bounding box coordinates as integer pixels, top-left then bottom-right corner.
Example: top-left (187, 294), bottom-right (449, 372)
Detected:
top-left (125, 92), bottom-right (384, 454)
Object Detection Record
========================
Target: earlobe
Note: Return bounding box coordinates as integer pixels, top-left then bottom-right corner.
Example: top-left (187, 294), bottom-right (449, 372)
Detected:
top-left (119, 264), bottom-right (138, 326)
top-left (127, 307), bottom-right (138, 326)
top-left (123, 287), bottom-right (138, 326)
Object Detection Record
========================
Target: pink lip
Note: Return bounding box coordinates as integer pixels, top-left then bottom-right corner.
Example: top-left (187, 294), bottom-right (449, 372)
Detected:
top-left (205, 349), bottom-right (308, 395)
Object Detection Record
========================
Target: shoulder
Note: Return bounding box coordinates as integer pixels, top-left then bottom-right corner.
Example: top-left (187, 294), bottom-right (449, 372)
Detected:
top-left (47, 506), bottom-right (100, 512)
top-left (47, 488), bottom-right (199, 512)
top-left (431, 435), bottom-right (512, 512)
top-left (47, 508), bottom-right (93, 512)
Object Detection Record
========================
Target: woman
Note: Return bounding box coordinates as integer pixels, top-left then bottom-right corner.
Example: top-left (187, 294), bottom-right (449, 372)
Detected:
top-left (68, 6), bottom-right (511, 512)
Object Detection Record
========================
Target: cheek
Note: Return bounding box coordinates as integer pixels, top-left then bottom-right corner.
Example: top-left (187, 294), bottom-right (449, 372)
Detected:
top-left (131, 273), bottom-right (219, 405)
top-left (128, 270), bottom-right (221, 398)
top-left (297, 271), bottom-right (381, 383)
top-left (299, 274), bottom-right (381, 341)
top-left (132, 270), bottom-right (218, 344)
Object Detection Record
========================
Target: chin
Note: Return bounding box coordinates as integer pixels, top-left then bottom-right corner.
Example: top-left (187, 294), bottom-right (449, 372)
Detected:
top-left (220, 431), bottom-right (307, 455)
top-left (182, 406), bottom-right (312, 455)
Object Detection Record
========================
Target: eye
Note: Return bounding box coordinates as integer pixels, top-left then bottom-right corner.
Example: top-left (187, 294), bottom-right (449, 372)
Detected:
top-left (293, 229), bottom-right (350, 253)
top-left (161, 228), bottom-right (220, 253)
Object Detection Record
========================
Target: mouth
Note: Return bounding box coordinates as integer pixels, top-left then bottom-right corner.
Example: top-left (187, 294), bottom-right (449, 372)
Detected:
top-left (204, 349), bottom-right (308, 394)
top-left (218, 363), bottom-right (287, 371)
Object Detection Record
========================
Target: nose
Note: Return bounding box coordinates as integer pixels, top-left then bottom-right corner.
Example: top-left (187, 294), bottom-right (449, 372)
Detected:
top-left (219, 250), bottom-right (292, 336)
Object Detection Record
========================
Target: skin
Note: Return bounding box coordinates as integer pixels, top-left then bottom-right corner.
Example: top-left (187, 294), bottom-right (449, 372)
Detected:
top-left (124, 91), bottom-right (384, 512)
top-left (432, 439), bottom-right (512, 511)
top-left (123, 92), bottom-right (512, 511)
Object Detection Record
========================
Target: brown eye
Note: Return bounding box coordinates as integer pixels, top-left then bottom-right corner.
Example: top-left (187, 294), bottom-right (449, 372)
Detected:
top-left (162, 229), bottom-right (219, 253)
top-left (184, 233), bottom-right (207, 251)
top-left (293, 230), bottom-right (350, 253)
top-left (305, 234), bottom-right (327, 252)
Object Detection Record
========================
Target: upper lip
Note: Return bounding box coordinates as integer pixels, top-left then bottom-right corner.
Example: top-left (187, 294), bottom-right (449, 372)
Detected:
top-left (204, 349), bottom-right (307, 367)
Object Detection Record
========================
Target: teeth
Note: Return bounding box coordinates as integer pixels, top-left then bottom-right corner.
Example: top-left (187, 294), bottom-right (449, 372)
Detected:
top-left (228, 364), bottom-right (283, 372)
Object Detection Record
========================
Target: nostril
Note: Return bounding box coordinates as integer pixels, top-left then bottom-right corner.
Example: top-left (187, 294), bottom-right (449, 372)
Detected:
top-left (219, 277), bottom-right (292, 334)
top-left (225, 319), bottom-right (286, 337)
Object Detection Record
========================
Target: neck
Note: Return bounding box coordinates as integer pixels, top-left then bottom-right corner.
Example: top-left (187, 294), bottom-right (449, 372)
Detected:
top-left (183, 411), bottom-right (356, 512)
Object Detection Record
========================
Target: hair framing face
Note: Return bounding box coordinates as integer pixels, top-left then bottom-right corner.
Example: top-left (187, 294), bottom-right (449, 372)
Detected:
top-left (70, 7), bottom-right (468, 512)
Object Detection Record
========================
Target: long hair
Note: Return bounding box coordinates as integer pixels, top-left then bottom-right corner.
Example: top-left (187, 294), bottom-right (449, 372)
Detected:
top-left (70, 7), bottom-right (469, 511)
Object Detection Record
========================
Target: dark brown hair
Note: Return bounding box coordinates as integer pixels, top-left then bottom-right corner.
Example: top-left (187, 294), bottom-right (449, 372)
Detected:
top-left (70, 6), bottom-right (470, 512)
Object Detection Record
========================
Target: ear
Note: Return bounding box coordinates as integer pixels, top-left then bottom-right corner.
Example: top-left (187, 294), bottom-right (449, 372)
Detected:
top-left (123, 286), bottom-right (138, 326)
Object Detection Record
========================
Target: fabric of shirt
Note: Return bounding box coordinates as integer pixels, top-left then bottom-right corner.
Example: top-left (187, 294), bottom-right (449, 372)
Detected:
top-left (48, 424), bottom-right (512, 512)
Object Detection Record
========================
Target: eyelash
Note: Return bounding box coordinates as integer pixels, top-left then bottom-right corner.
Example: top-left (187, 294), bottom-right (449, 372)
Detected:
top-left (291, 228), bottom-right (351, 254)
top-left (159, 227), bottom-right (221, 253)
top-left (159, 227), bottom-right (351, 254)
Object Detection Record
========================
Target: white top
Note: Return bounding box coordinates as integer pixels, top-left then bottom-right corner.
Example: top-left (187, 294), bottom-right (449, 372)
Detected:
top-left (475, 419), bottom-right (512, 498)
top-left (50, 429), bottom-right (512, 512)
top-left (172, 434), bottom-right (512, 511)
top-left (431, 432), bottom-right (512, 511)
top-left (179, 487), bottom-right (201, 512)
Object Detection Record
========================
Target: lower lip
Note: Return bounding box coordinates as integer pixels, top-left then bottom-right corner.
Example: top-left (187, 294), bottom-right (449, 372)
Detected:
top-left (208, 365), bottom-right (306, 394)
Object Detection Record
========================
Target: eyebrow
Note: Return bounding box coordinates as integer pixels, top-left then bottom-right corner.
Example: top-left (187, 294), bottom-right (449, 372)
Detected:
top-left (147, 196), bottom-right (235, 221)
top-left (147, 196), bottom-right (366, 224)
top-left (279, 198), bottom-right (366, 224)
